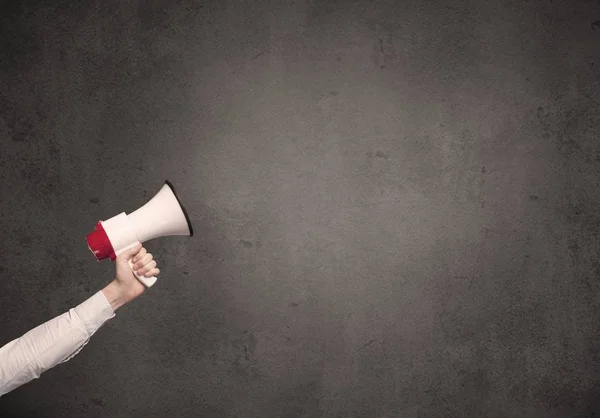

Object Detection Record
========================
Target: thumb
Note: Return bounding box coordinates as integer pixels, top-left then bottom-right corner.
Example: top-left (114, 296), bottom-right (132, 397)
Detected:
top-left (118, 242), bottom-right (142, 261)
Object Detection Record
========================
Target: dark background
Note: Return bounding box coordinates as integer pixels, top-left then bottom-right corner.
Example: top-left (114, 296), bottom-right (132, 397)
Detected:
top-left (1, 0), bottom-right (599, 416)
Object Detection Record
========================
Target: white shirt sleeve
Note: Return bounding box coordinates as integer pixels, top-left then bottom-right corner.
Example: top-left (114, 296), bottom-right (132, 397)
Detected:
top-left (0, 290), bottom-right (115, 397)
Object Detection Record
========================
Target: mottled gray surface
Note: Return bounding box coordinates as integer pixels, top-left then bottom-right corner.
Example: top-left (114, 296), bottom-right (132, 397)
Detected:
top-left (1, 0), bottom-right (600, 416)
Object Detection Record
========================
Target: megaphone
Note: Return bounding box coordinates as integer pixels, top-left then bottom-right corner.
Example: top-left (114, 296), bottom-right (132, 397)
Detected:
top-left (86, 180), bottom-right (193, 288)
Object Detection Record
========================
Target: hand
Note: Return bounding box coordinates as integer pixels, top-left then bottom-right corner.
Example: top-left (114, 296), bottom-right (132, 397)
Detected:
top-left (118, 242), bottom-right (160, 295)
top-left (102, 243), bottom-right (161, 311)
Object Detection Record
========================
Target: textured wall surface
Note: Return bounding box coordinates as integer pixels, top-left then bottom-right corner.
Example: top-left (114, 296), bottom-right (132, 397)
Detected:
top-left (1, 0), bottom-right (600, 416)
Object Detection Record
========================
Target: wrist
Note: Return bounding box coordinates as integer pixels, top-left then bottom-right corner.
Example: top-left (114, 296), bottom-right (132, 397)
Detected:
top-left (102, 280), bottom-right (128, 311)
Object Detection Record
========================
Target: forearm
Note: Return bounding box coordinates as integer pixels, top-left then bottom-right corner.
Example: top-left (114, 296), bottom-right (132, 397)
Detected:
top-left (101, 280), bottom-right (128, 311)
top-left (0, 291), bottom-right (115, 396)
top-left (101, 277), bottom-right (145, 311)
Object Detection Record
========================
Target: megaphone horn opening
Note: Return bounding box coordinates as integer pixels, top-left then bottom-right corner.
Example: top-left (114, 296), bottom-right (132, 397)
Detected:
top-left (164, 180), bottom-right (194, 237)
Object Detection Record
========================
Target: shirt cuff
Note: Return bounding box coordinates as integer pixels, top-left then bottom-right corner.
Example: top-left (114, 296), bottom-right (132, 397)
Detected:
top-left (73, 291), bottom-right (116, 336)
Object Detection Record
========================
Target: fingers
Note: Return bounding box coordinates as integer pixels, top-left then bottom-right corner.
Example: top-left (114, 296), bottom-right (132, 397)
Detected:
top-left (142, 267), bottom-right (160, 277)
top-left (131, 247), bottom-right (147, 264)
top-left (137, 260), bottom-right (157, 276)
top-left (132, 252), bottom-right (152, 270)
top-left (132, 251), bottom-right (160, 277)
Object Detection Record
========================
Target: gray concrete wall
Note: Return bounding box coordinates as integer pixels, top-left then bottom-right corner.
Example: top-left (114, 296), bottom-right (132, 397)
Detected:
top-left (1, 0), bottom-right (599, 416)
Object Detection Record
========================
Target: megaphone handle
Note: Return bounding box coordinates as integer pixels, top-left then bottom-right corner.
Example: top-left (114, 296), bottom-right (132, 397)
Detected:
top-left (115, 241), bottom-right (158, 288)
top-left (128, 258), bottom-right (158, 288)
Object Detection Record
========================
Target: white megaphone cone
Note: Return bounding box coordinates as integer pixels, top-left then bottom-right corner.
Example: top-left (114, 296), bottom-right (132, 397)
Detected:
top-left (86, 180), bottom-right (194, 288)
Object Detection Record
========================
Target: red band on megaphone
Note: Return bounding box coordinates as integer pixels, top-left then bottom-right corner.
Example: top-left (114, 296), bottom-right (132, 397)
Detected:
top-left (86, 221), bottom-right (116, 261)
